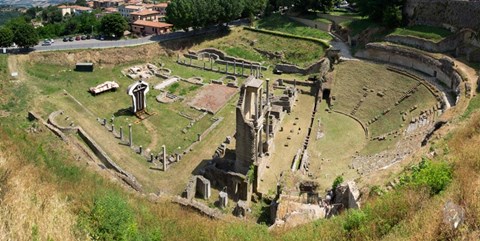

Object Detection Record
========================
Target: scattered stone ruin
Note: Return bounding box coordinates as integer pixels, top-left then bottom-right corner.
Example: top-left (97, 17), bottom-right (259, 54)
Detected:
top-left (270, 172), bottom-right (361, 229)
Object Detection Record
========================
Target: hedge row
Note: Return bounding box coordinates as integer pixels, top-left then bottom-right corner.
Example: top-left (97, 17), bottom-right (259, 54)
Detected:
top-left (243, 26), bottom-right (332, 48)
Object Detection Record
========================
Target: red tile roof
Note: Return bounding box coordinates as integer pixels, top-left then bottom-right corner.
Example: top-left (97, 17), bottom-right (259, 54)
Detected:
top-left (154, 3), bottom-right (168, 8)
top-left (131, 9), bottom-right (160, 16)
top-left (132, 20), bottom-right (173, 28)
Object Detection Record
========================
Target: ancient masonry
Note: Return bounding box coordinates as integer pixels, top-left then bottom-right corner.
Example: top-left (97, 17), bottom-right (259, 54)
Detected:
top-left (189, 76), bottom-right (298, 204)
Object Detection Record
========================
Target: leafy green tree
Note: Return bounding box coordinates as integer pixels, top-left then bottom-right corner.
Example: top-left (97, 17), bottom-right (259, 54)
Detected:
top-left (13, 23), bottom-right (38, 48)
top-left (354, 0), bottom-right (404, 27)
top-left (0, 27), bottom-right (14, 47)
top-left (75, 0), bottom-right (88, 6)
top-left (41, 6), bottom-right (63, 23)
top-left (166, 0), bottom-right (195, 31)
top-left (242, 0), bottom-right (267, 17)
top-left (25, 7), bottom-right (40, 21)
top-left (191, 0), bottom-right (209, 29)
top-left (218, 0), bottom-right (244, 24)
top-left (100, 13), bottom-right (128, 38)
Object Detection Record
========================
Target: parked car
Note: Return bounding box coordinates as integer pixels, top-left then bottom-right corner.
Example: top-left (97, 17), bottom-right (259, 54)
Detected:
top-left (81, 35), bottom-right (86, 40)
top-left (75, 36), bottom-right (81, 41)
top-left (63, 37), bottom-right (68, 42)
top-left (68, 37), bottom-right (74, 41)
top-left (41, 42), bottom-right (51, 46)
top-left (86, 34), bottom-right (91, 39)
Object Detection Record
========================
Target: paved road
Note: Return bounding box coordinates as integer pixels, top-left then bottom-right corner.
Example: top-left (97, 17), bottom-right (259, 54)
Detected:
top-left (29, 19), bottom-right (250, 52)
top-left (32, 29), bottom-right (209, 52)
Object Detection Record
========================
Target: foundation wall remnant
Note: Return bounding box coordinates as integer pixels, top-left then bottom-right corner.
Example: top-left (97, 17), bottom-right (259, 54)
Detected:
top-left (274, 58), bottom-right (330, 75)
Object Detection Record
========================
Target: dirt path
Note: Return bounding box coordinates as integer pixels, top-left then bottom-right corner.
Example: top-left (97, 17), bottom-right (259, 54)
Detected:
top-left (143, 119), bottom-right (159, 151)
top-left (7, 55), bottom-right (29, 82)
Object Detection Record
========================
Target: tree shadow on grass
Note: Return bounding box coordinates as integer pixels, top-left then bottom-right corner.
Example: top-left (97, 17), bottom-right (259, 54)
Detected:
top-left (158, 28), bottom-right (231, 52)
top-left (113, 108), bottom-right (133, 117)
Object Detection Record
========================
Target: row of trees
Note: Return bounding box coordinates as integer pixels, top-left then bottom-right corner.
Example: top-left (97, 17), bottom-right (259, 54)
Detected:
top-left (0, 20), bottom-right (38, 48)
top-left (166, 0), bottom-right (267, 31)
top-left (269, 0), bottom-right (343, 13)
top-left (0, 11), bottom-right (128, 49)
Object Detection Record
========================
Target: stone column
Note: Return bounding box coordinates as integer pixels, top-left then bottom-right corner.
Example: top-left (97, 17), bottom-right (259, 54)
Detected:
top-left (103, 118), bottom-right (107, 126)
top-left (241, 61), bottom-right (244, 76)
top-left (266, 78), bottom-right (270, 144)
top-left (111, 124), bottom-right (115, 133)
top-left (119, 127), bottom-right (123, 140)
top-left (210, 58), bottom-right (213, 70)
top-left (219, 191), bottom-right (228, 209)
top-left (197, 133), bottom-right (201, 142)
top-left (150, 153), bottom-right (154, 162)
top-left (139, 145), bottom-right (142, 155)
top-left (129, 124), bottom-right (133, 147)
top-left (162, 145), bottom-right (167, 171)
top-left (233, 61), bottom-right (236, 75)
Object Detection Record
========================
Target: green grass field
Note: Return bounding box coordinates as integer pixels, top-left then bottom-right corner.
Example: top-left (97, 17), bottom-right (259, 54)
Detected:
top-left (389, 25), bottom-right (453, 43)
top-left (340, 19), bottom-right (378, 36)
top-left (192, 27), bottom-right (326, 68)
top-left (25, 59), bottom-right (215, 154)
top-left (256, 14), bottom-right (333, 41)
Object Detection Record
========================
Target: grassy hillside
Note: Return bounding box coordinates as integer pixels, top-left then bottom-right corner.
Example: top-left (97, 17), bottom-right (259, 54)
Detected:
top-left (255, 14), bottom-right (333, 41)
top-left (389, 25), bottom-right (453, 43)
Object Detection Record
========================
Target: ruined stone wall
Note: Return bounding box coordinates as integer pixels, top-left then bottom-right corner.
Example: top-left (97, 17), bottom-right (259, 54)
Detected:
top-left (203, 164), bottom-right (250, 201)
top-left (275, 58), bottom-right (330, 75)
top-left (355, 43), bottom-right (462, 95)
top-left (385, 33), bottom-right (461, 53)
top-left (404, 0), bottom-right (480, 31)
top-left (235, 99), bottom-right (258, 174)
top-left (317, 13), bottom-right (352, 26)
top-left (288, 16), bottom-right (331, 32)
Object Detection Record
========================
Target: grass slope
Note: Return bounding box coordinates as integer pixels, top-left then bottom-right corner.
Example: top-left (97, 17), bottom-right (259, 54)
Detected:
top-left (193, 27), bottom-right (326, 68)
top-left (256, 14), bottom-right (332, 41)
top-left (389, 25), bottom-right (453, 43)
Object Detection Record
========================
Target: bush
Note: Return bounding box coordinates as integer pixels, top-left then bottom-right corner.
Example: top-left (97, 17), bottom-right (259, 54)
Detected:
top-left (343, 209), bottom-right (367, 232)
top-left (332, 175), bottom-right (344, 190)
top-left (85, 192), bottom-right (138, 241)
top-left (410, 159), bottom-right (452, 195)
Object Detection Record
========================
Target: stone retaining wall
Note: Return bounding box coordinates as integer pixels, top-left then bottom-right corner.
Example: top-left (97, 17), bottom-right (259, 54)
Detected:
top-left (355, 43), bottom-right (464, 99)
top-left (385, 33), bottom-right (461, 53)
top-left (287, 16), bottom-right (331, 32)
top-left (275, 58), bottom-right (330, 75)
top-left (317, 13), bottom-right (353, 25)
top-left (38, 110), bottom-right (143, 191)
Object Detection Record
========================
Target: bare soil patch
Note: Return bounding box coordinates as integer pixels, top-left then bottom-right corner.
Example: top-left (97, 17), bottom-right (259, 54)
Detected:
top-left (189, 84), bottom-right (238, 114)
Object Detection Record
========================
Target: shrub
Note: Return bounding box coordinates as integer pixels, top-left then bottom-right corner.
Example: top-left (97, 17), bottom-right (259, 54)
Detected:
top-left (85, 192), bottom-right (138, 241)
top-left (343, 209), bottom-right (367, 232)
top-left (410, 159), bottom-right (452, 195)
top-left (332, 175), bottom-right (344, 190)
